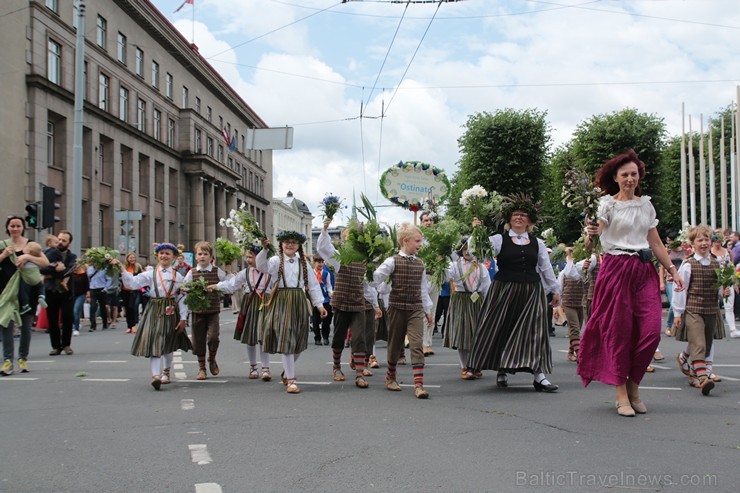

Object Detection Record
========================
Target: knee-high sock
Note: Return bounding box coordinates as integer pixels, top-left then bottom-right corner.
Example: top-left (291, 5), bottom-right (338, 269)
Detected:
top-left (457, 349), bottom-right (469, 369)
top-left (332, 348), bottom-right (342, 367)
top-left (353, 353), bottom-right (366, 374)
top-left (150, 357), bottom-right (161, 376)
top-left (162, 352), bottom-right (173, 369)
top-left (412, 364), bottom-right (424, 386)
top-left (246, 345), bottom-right (257, 367)
top-left (282, 353), bottom-right (296, 379)
top-left (259, 344), bottom-right (270, 368)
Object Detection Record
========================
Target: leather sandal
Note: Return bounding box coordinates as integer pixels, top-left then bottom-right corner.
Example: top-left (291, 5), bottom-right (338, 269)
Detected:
top-left (196, 368), bottom-right (207, 380)
top-left (369, 355), bottom-right (380, 369)
top-left (385, 374), bottom-right (401, 391)
top-left (280, 371), bottom-right (288, 385)
top-left (616, 401), bottom-right (635, 417)
top-left (461, 368), bottom-right (476, 380)
top-left (332, 367), bottom-right (345, 381)
top-left (261, 368), bottom-right (272, 381)
top-left (362, 368), bottom-right (373, 377)
top-left (161, 368), bottom-right (171, 384)
top-left (248, 366), bottom-right (259, 379)
top-left (286, 379), bottom-right (301, 394)
top-left (355, 376), bottom-right (369, 388)
top-left (414, 385), bottom-right (429, 399)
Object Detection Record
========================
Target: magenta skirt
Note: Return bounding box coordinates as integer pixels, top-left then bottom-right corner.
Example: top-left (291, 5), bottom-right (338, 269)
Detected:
top-left (577, 254), bottom-right (661, 387)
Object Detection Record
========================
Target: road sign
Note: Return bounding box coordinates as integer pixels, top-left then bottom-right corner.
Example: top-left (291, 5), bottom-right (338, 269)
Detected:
top-left (114, 210), bottom-right (142, 221)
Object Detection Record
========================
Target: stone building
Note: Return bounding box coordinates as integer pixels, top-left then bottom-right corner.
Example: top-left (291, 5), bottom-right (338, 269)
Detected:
top-left (0, 0), bottom-right (273, 261)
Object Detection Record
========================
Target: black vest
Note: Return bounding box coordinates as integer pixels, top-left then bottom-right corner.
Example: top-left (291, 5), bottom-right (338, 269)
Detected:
top-left (495, 233), bottom-right (540, 284)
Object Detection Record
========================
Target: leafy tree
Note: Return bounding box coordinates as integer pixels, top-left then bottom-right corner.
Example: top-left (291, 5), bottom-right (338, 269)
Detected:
top-left (540, 144), bottom-right (583, 243)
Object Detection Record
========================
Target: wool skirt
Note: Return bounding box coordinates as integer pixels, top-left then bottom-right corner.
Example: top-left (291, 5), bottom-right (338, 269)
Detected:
top-left (261, 288), bottom-right (311, 354)
top-left (233, 289), bottom-right (264, 346)
top-left (467, 280), bottom-right (551, 374)
top-left (577, 254), bottom-right (661, 387)
top-left (131, 298), bottom-right (192, 357)
top-left (443, 291), bottom-right (481, 351)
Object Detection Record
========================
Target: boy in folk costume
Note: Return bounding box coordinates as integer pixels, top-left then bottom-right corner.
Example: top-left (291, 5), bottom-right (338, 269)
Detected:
top-left (257, 231), bottom-right (327, 394)
top-left (182, 242), bottom-right (227, 380)
top-left (317, 219), bottom-right (381, 388)
top-left (116, 243), bottom-right (192, 390)
top-left (210, 246), bottom-right (272, 381)
top-left (373, 223), bottom-right (434, 399)
top-left (559, 247), bottom-right (586, 362)
top-left (671, 226), bottom-right (727, 396)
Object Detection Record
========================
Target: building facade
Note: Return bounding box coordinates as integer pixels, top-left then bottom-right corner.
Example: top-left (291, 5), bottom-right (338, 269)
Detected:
top-left (272, 191), bottom-right (314, 255)
top-left (0, 0), bottom-right (273, 261)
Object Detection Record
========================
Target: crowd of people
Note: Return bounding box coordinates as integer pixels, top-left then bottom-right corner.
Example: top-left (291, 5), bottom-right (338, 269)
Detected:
top-left (2, 149), bottom-right (738, 416)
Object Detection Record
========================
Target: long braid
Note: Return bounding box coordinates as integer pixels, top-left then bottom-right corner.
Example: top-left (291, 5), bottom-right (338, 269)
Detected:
top-left (298, 244), bottom-right (310, 297)
top-left (277, 243), bottom-right (285, 288)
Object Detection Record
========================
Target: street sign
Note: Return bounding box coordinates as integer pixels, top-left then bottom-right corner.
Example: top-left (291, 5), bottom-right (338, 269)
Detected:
top-left (114, 210), bottom-right (142, 221)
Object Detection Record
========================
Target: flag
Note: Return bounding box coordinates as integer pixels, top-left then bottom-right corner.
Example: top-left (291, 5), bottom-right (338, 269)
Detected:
top-left (174, 0), bottom-right (194, 13)
top-left (229, 135), bottom-right (237, 152)
top-left (221, 127), bottom-right (231, 146)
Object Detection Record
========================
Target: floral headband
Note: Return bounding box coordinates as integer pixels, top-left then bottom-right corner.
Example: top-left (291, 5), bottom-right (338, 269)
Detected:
top-left (276, 231), bottom-right (306, 243)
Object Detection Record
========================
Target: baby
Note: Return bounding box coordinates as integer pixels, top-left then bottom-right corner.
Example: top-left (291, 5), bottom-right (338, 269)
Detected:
top-left (18, 241), bottom-right (47, 314)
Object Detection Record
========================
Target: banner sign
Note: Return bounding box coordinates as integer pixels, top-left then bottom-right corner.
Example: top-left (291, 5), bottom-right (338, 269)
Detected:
top-left (380, 161), bottom-right (450, 211)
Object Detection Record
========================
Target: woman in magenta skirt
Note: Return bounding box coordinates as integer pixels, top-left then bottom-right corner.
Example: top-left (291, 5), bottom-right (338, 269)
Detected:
top-left (578, 149), bottom-right (684, 417)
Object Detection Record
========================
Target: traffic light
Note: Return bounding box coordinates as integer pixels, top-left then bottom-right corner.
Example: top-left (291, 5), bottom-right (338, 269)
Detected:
top-left (25, 202), bottom-right (40, 229)
top-left (41, 185), bottom-right (61, 229)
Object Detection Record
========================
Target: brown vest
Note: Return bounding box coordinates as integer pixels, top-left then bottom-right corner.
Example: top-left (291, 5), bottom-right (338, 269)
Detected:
top-left (331, 262), bottom-right (366, 313)
top-left (388, 254), bottom-right (424, 311)
top-left (686, 257), bottom-right (719, 315)
top-left (191, 269), bottom-right (221, 314)
top-left (561, 277), bottom-right (584, 308)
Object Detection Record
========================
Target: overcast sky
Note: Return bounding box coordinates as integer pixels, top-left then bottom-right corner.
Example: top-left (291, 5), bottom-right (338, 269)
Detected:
top-left (150, 0), bottom-right (740, 228)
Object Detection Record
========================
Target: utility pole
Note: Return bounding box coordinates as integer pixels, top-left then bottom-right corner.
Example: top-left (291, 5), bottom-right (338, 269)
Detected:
top-left (71, 0), bottom-right (86, 254)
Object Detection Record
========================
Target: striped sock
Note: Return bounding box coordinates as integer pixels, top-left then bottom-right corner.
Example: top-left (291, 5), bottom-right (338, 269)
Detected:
top-left (692, 359), bottom-right (708, 378)
top-left (197, 355), bottom-right (206, 370)
top-left (332, 349), bottom-right (342, 368)
top-left (570, 339), bottom-right (580, 352)
top-left (412, 364), bottom-right (424, 386)
top-left (353, 353), bottom-right (365, 374)
top-left (208, 351), bottom-right (217, 362)
top-left (400, 348), bottom-right (406, 359)
top-left (387, 361), bottom-right (397, 379)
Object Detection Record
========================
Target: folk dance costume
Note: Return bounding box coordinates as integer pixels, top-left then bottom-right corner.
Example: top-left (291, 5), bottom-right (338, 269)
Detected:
top-left (559, 259), bottom-right (586, 362)
top-left (256, 246), bottom-right (325, 393)
top-left (124, 265), bottom-right (191, 389)
top-left (217, 265), bottom-right (271, 380)
top-left (444, 257), bottom-right (491, 379)
top-left (373, 253), bottom-right (434, 398)
top-left (183, 265), bottom-right (227, 379)
top-left (467, 231), bottom-right (560, 391)
top-left (317, 229), bottom-right (379, 388)
top-left (672, 254), bottom-right (722, 395)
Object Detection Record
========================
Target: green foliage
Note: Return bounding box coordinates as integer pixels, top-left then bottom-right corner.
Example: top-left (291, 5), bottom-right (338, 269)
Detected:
top-left (182, 276), bottom-right (220, 312)
top-left (335, 211), bottom-right (395, 281)
top-left (214, 237), bottom-right (242, 266)
top-left (418, 218), bottom-right (462, 287)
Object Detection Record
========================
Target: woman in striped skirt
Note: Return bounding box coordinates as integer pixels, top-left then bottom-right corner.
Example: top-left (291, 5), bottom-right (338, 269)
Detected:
top-left (211, 246), bottom-right (272, 381)
top-left (117, 243), bottom-right (192, 390)
top-left (444, 238), bottom-right (491, 380)
top-left (256, 232), bottom-right (327, 394)
top-left (467, 195), bottom-right (561, 392)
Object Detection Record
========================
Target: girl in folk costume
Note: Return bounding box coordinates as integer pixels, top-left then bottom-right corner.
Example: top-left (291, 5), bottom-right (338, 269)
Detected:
top-left (116, 243), bottom-right (192, 390)
top-left (182, 242), bottom-right (228, 380)
top-left (372, 223), bottom-right (434, 399)
top-left (444, 238), bottom-right (491, 380)
top-left (257, 232), bottom-right (327, 394)
top-left (317, 219), bottom-right (381, 388)
top-left (559, 248), bottom-right (586, 362)
top-left (671, 226), bottom-right (728, 396)
top-left (210, 246), bottom-right (272, 381)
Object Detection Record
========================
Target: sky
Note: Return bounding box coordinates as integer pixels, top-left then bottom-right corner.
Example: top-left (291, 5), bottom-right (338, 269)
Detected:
top-left (150, 0), bottom-right (740, 228)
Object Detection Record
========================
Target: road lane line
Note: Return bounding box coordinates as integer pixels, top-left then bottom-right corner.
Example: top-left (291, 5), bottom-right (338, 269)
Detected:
top-left (713, 364), bottom-right (740, 367)
top-left (181, 399), bottom-right (195, 410)
top-left (88, 360), bottom-right (128, 363)
top-left (714, 374), bottom-right (740, 381)
top-left (639, 386), bottom-right (682, 390)
top-left (179, 379), bottom-right (228, 383)
top-left (175, 372), bottom-right (188, 379)
top-left (174, 363), bottom-right (184, 370)
top-left (188, 444), bottom-right (212, 465)
top-left (0, 377), bottom-right (39, 381)
top-left (82, 378), bottom-right (130, 382)
top-left (195, 483), bottom-right (223, 493)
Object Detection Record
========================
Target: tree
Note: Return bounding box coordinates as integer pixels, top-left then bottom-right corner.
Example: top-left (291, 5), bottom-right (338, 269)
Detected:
top-left (540, 144), bottom-right (583, 243)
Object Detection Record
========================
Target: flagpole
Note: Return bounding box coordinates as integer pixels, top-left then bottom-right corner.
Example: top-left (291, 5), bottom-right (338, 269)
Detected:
top-left (720, 115), bottom-right (728, 231)
top-left (689, 115), bottom-right (696, 226)
top-left (681, 103), bottom-right (688, 227)
top-left (191, 0), bottom-right (195, 44)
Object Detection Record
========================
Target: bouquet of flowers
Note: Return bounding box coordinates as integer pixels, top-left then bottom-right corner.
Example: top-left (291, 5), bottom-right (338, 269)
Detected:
top-left (219, 204), bottom-right (274, 255)
top-left (714, 264), bottom-right (738, 302)
top-left (182, 276), bottom-right (221, 312)
top-left (214, 237), bottom-right (242, 267)
top-left (460, 185), bottom-right (502, 261)
top-left (319, 194), bottom-right (345, 221)
top-left (78, 246), bottom-right (120, 277)
top-left (676, 222), bottom-right (692, 244)
top-left (541, 228), bottom-right (558, 248)
top-left (561, 168), bottom-right (602, 251)
top-left (418, 218), bottom-right (462, 287)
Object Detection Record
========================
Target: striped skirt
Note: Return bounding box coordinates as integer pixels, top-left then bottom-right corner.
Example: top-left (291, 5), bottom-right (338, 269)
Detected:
top-left (131, 298), bottom-right (192, 357)
top-left (260, 288), bottom-right (311, 354)
top-left (443, 292), bottom-right (481, 351)
top-left (375, 298), bottom-right (388, 342)
top-left (467, 280), bottom-right (551, 374)
top-left (233, 290), bottom-right (264, 346)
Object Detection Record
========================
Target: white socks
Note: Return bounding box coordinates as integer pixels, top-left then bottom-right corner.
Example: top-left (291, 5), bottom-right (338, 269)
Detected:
top-left (534, 372), bottom-right (550, 385)
top-left (150, 357), bottom-right (161, 376)
top-left (247, 344), bottom-right (270, 368)
top-left (282, 353), bottom-right (296, 379)
top-left (457, 349), bottom-right (469, 369)
top-left (162, 352), bottom-right (173, 369)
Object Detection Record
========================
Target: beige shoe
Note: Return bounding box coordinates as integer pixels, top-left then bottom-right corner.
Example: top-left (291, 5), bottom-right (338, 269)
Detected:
top-left (385, 374), bottom-right (401, 391)
top-left (332, 367), bottom-right (345, 381)
top-left (369, 355), bottom-right (380, 369)
top-left (355, 376), bottom-right (369, 388)
top-left (616, 401), bottom-right (635, 417)
top-left (196, 368), bottom-right (207, 380)
top-left (286, 379), bottom-right (301, 394)
top-left (414, 385), bottom-right (429, 399)
top-left (397, 357), bottom-right (407, 365)
top-left (629, 399), bottom-right (647, 414)
top-left (567, 349), bottom-right (577, 362)
top-left (260, 368), bottom-right (272, 381)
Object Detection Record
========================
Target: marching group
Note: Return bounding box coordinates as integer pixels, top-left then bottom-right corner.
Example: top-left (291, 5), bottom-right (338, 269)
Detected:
top-left (1, 149), bottom-right (738, 416)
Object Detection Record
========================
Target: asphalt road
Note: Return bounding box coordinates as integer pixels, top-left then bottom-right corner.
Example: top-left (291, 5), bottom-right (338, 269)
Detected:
top-left (1, 310), bottom-right (739, 493)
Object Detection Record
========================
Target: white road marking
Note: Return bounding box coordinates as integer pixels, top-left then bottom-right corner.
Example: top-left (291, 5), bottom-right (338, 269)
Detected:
top-left (174, 363), bottom-right (184, 370)
top-left (88, 360), bottom-right (128, 363)
top-left (173, 357), bottom-right (183, 363)
top-left (714, 374), bottom-right (740, 381)
top-left (181, 399), bottom-right (195, 410)
top-left (174, 351), bottom-right (183, 356)
top-left (649, 364), bottom-right (671, 370)
top-left (0, 377), bottom-right (39, 381)
top-left (82, 378), bottom-right (131, 382)
top-left (423, 363), bottom-right (460, 366)
top-left (175, 372), bottom-right (188, 379)
top-left (188, 444), bottom-right (212, 465)
top-left (299, 381), bottom-right (332, 385)
top-left (28, 360), bottom-right (54, 363)
top-left (713, 364), bottom-right (740, 367)
top-left (639, 386), bottom-right (682, 390)
top-left (195, 483), bottom-right (223, 493)
top-left (399, 384), bottom-right (441, 388)
top-left (179, 379), bottom-right (228, 383)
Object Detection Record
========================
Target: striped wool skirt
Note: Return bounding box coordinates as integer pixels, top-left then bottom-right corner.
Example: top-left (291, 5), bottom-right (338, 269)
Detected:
top-left (131, 298), bottom-right (192, 357)
top-left (375, 298), bottom-right (388, 342)
top-left (233, 290), bottom-right (264, 346)
top-left (467, 280), bottom-right (551, 374)
top-left (444, 291), bottom-right (482, 351)
top-left (260, 288), bottom-right (311, 354)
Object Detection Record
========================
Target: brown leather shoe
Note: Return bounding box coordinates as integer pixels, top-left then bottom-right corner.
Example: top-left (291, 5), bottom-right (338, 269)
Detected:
top-left (461, 368), bottom-right (476, 380)
top-left (286, 379), bottom-right (301, 394)
top-left (698, 376), bottom-right (715, 396)
top-left (332, 367), bottom-right (345, 381)
top-left (355, 376), bottom-right (369, 388)
top-left (260, 368), bottom-right (272, 381)
top-left (208, 359), bottom-right (220, 376)
top-left (63, 346), bottom-right (74, 355)
top-left (414, 385), bottom-right (429, 399)
top-left (385, 375), bottom-right (401, 391)
top-left (49, 348), bottom-right (62, 356)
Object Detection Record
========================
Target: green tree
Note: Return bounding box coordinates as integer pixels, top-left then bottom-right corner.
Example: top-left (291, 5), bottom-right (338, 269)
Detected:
top-left (540, 144), bottom-right (583, 243)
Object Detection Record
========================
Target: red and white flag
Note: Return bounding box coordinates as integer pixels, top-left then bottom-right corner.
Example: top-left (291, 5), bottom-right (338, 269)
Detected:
top-left (174, 0), bottom-right (194, 13)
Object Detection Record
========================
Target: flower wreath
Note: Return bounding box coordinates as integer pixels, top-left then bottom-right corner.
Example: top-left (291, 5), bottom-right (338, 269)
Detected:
top-left (379, 160), bottom-right (450, 212)
top-left (276, 230), bottom-right (307, 244)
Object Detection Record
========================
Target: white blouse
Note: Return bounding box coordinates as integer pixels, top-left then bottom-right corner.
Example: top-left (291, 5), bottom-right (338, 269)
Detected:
top-left (598, 195), bottom-right (658, 254)
top-left (446, 258), bottom-right (491, 295)
top-left (487, 231), bottom-right (560, 296)
top-left (255, 250), bottom-right (325, 308)
top-left (217, 266), bottom-right (270, 295)
top-left (122, 266), bottom-right (188, 321)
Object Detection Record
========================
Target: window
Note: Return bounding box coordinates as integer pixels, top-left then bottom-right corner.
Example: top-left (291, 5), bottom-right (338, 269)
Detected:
top-left (206, 106), bottom-right (212, 122)
top-left (167, 119), bottom-right (175, 147)
top-left (207, 137), bottom-right (213, 157)
top-left (182, 86), bottom-right (188, 108)
top-left (218, 116), bottom-right (223, 130)
top-left (47, 121), bottom-right (55, 166)
top-left (135, 48), bottom-right (144, 77)
top-left (98, 73), bottom-right (110, 111)
top-left (47, 39), bottom-right (61, 85)
top-left (137, 99), bottom-right (146, 132)
top-left (194, 128), bottom-right (202, 153)
top-left (96, 16), bottom-right (107, 49)
top-left (217, 145), bottom-right (223, 163)
top-left (165, 73), bottom-right (173, 99)
top-left (45, 0), bottom-right (58, 13)
top-left (151, 61), bottom-right (159, 88)
top-left (153, 109), bottom-right (161, 141)
top-left (195, 97), bottom-right (201, 114)
top-left (118, 86), bottom-right (128, 122)
top-left (227, 157), bottom-right (234, 170)
top-left (234, 130), bottom-right (239, 152)
top-left (117, 33), bottom-right (126, 63)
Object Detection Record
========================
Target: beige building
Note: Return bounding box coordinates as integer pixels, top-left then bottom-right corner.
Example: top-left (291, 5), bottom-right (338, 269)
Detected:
top-left (0, 0), bottom-right (273, 261)
top-left (272, 191), bottom-right (314, 255)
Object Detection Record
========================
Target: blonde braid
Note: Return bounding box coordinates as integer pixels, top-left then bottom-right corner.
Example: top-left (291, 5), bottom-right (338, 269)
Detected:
top-left (277, 243), bottom-right (285, 288)
top-left (298, 244), bottom-right (310, 297)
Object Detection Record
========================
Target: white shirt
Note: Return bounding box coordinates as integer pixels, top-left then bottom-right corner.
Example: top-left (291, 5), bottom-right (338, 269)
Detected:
top-left (217, 266), bottom-right (270, 295)
top-left (122, 265), bottom-right (188, 321)
top-left (672, 253), bottom-right (722, 317)
top-left (255, 249), bottom-right (325, 308)
top-left (487, 230), bottom-right (560, 296)
top-left (372, 252), bottom-right (434, 314)
top-left (598, 195), bottom-right (659, 254)
top-left (446, 257), bottom-right (491, 295)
